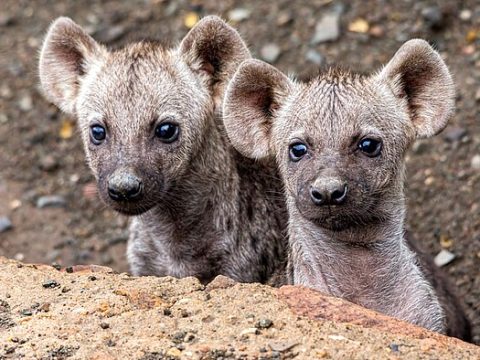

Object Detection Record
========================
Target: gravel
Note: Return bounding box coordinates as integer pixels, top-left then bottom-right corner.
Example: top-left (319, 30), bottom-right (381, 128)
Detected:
top-left (36, 195), bottom-right (67, 209)
top-left (0, 217), bottom-right (12, 233)
top-left (311, 12), bottom-right (341, 44)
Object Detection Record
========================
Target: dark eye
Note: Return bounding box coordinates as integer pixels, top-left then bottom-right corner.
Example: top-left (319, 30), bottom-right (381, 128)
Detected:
top-left (358, 138), bottom-right (382, 157)
top-left (155, 122), bottom-right (179, 143)
top-left (289, 142), bottom-right (308, 162)
top-left (90, 125), bottom-right (106, 144)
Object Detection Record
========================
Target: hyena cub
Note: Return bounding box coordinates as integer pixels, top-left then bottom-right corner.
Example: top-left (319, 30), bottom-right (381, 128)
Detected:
top-left (223, 40), bottom-right (471, 339)
top-left (39, 16), bottom-right (287, 284)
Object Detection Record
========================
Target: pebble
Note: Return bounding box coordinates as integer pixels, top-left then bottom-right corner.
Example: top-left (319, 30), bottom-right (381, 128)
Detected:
top-left (240, 327), bottom-right (259, 337)
top-left (443, 127), bottom-right (467, 142)
top-left (0, 14), bottom-right (14, 26)
top-left (459, 9), bottom-right (472, 21)
top-left (255, 318), bottom-right (273, 329)
top-left (42, 279), bottom-right (60, 289)
top-left (475, 88), bottom-right (480, 102)
top-left (14, 253), bottom-right (24, 261)
top-left (39, 155), bottom-right (58, 172)
top-left (0, 85), bottom-right (12, 99)
top-left (421, 6), bottom-right (444, 30)
top-left (471, 154), bottom-right (480, 170)
top-left (434, 249), bottom-right (456, 267)
top-left (36, 195), bottom-right (66, 209)
top-left (0, 217), bottom-right (12, 233)
top-left (268, 341), bottom-right (298, 352)
top-left (311, 12), bottom-right (340, 44)
top-left (100, 322), bottom-right (110, 329)
top-left (18, 95), bottom-right (33, 112)
top-left (305, 49), bottom-right (324, 66)
top-left (228, 8), bottom-right (251, 22)
top-left (276, 12), bottom-right (292, 26)
top-left (260, 43), bottom-right (281, 63)
top-left (0, 113), bottom-right (8, 124)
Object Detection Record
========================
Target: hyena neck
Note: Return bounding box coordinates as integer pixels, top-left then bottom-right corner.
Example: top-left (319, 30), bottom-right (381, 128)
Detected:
top-left (289, 195), bottom-right (445, 332)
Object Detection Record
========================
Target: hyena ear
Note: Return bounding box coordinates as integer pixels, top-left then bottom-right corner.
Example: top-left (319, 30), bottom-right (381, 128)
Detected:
top-left (223, 59), bottom-right (292, 159)
top-left (378, 39), bottom-right (455, 138)
top-left (179, 15), bottom-right (250, 99)
top-left (39, 17), bottom-right (105, 115)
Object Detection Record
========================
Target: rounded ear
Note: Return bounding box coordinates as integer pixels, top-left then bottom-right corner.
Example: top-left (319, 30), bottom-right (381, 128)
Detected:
top-left (378, 39), bottom-right (455, 139)
top-left (178, 15), bottom-right (250, 99)
top-left (223, 59), bottom-right (292, 159)
top-left (39, 17), bottom-right (105, 115)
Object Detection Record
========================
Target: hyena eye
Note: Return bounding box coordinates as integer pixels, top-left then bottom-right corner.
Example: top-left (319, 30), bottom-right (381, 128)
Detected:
top-left (155, 123), bottom-right (179, 143)
top-left (358, 138), bottom-right (382, 157)
top-left (90, 125), bottom-right (106, 144)
top-left (289, 142), bottom-right (308, 162)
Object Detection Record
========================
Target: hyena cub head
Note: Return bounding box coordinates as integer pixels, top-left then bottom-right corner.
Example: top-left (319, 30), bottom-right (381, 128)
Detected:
top-left (224, 40), bottom-right (454, 232)
top-left (39, 16), bottom-right (249, 215)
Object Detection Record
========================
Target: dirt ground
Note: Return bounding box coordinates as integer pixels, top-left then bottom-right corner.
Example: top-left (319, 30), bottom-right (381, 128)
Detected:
top-left (0, 0), bottom-right (478, 344)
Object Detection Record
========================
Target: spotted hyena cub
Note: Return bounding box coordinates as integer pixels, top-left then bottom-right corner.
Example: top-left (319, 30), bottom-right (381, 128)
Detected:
top-left (223, 40), bottom-right (471, 339)
top-left (39, 16), bottom-right (287, 284)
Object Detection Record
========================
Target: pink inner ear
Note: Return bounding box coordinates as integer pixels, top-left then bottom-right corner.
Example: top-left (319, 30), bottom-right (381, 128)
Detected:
top-left (199, 61), bottom-right (215, 75)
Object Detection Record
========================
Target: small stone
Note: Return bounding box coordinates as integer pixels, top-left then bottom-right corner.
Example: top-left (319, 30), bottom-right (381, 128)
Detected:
top-left (39, 303), bottom-right (50, 312)
top-left (61, 287), bottom-right (71, 293)
top-left (369, 25), bottom-right (384, 37)
top-left (9, 199), bottom-right (21, 210)
top-left (311, 12), bottom-right (340, 44)
top-left (0, 85), bottom-right (12, 99)
top-left (434, 249), bottom-right (456, 267)
top-left (228, 8), bottom-right (251, 22)
top-left (260, 43), bottom-right (281, 63)
top-left (305, 49), bottom-right (324, 66)
top-left (42, 279), bottom-right (60, 289)
top-left (255, 318), bottom-right (273, 329)
top-left (100, 322), bottom-right (110, 329)
top-left (36, 195), bottom-right (66, 209)
top-left (348, 18), bottom-right (369, 33)
top-left (268, 341), bottom-right (298, 352)
top-left (172, 331), bottom-right (187, 344)
top-left (21, 309), bottom-right (32, 316)
top-left (0, 113), bottom-right (8, 124)
top-left (0, 14), bottom-right (14, 26)
top-left (0, 217), bottom-right (12, 233)
top-left (88, 275), bottom-right (97, 281)
top-left (184, 12), bottom-right (199, 29)
top-left (471, 154), bottom-right (480, 170)
top-left (459, 9), bottom-right (472, 21)
top-left (240, 328), bottom-right (259, 337)
top-left (276, 12), bottom-right (292, 26)
top-left (39, 155), bottom-right (58, 172)
top-left (424, 176), bottom-right (435, 186)
top-left (389, 343), bottom-right (400, 352)
top-left (13, 253), bottom-right (24, 261)
top-left (443, 127), bottom-right (467, 142)
top-left (421, 6), bottom-right (444, 30)
top-left (166, 348), bottom-right (182, 358)
top-left (18, 95), bottom-right (33, 112)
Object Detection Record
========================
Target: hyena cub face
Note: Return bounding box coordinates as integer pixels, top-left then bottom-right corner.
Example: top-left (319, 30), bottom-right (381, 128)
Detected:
top-left (40, 16), bottom-right (249, 215)
top-left (224, 40), bottom-right (454, 231)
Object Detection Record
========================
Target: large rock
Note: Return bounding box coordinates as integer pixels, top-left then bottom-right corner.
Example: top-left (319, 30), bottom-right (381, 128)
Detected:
top-left (0, 257), bottom-right (477, 359)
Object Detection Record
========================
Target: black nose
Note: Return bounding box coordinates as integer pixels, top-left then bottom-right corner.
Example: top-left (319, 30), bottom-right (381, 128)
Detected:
top-left (107, 172), bottom-right (143, 201)
top-left (310, 183), bottom-right (347, 206)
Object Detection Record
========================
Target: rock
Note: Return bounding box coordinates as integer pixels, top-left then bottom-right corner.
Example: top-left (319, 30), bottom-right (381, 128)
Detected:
top-left (260, 43), bottom-right (281, 63)
top-left (369, 25), bottom-right (384, 37)
top-left (0, 257), bottom-right (478, 359)
top-left (18, 95), bottom-right (33, 112)
top-left (311, 12), bottom-right (340, 44)
top-left (0, 85), bottom-right (12, 99)
top-left (305, 49), bottom-right (324, 65)
top-left (0, 14), bottom-right (14, 26)
top-left (421, 6), bottom-right (445, 30)
top-left (443, 127), bottom-right (467, 142)
top-left (39, 155), bottom-right (58, 172)
top-left (0, 217), bottom-right (12, 233)
top-left (471, 154), bottom-right (480, 170)
top-left (434, 249), bottom-right (456, 267)
top-left (36, 195), bottom-right (67, 209)
top-left (256, 318), bottom-right (273, 329)
top-left (0, 113), bottom-right (8, 124)
top-left (276, 12), bottom-right (293, 26)
top-left (42, 279), bottom-right (60, 289)
top-left (348, 18), bottom-right (369, 33)
top-left (228, 8), bottom-right (251, 22)
top-left (459, 9), bottom-right (472, 21)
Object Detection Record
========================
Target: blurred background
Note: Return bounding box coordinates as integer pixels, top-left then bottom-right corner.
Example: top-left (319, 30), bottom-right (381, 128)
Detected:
top-left (0, 0), bottom-right (478, 343)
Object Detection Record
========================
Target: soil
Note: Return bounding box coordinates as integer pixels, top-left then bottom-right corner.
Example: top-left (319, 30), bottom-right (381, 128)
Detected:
top-left (0, 0), bottom-right (478, 344)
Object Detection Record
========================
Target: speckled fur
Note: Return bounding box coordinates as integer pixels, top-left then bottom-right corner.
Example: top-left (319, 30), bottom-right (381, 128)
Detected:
top-left (39, 16), bottom-right (287, 285)
top-left (223, 40), bottom-right (471, 339)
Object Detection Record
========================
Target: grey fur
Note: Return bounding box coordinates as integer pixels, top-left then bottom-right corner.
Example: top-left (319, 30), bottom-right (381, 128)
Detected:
top-left (39, 16), bottom-right (287, 285)
top-left (223, 40), bottom-right (471, 340)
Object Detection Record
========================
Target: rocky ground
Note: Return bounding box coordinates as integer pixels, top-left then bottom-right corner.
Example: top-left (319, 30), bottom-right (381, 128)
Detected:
top-left (0, 0), bottom-right (478, 345)
top-left (0, 258), bottom-right (479, 359)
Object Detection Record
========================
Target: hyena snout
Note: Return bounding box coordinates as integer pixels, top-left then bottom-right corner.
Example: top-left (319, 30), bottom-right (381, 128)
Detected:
top-left (107, 168), bottom-right (143, 202)
top-left (309, 176), bottom-right (347, 206)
